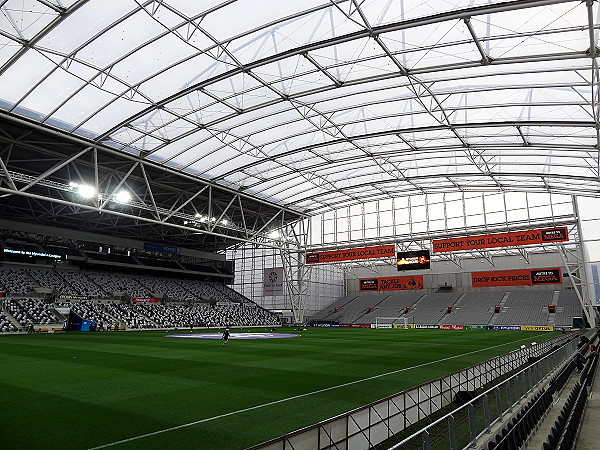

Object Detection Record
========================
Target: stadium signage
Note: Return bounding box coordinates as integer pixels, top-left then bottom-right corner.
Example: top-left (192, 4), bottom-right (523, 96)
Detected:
top-left (263, 267), bottom-right (284, 296)
top-left (489, 325), bottom-right (521, 331)
top-left (143, 242), bottom-right (178, 255)
top-left (432, 227), bottom-right (568, 253)
top-left (396, 250), bottom-right (431, 271)
top-left (521, 325), bottom-right (554, 332)
top-left (3, 248), bottom-right (61, 259)
top-left (359, 275), bottom-right (424, 291)
top-left (438, 324), bottom-right (464, 330)
top-left (471, 268), bottom-right (561, 287)
top-left (58, 294), bottom-right (89, 301)
top-left (306, 244), bottom-right (395, 264)
top-left (131, 297), bottom-right (159, 303)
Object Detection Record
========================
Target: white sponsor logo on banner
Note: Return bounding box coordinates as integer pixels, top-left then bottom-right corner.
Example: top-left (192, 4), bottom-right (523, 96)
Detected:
top-left (264, 267), bottom-right (284, 296)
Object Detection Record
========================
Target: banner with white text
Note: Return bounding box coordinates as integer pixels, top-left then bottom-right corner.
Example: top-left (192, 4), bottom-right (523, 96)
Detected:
top-left (432, 227), bottom-right (568, 253)
top-left (306, 244), bottom-right (395, 264)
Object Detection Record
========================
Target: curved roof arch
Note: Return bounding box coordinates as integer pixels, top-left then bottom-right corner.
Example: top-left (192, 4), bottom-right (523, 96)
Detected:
top-left (0, 0), bottom-right (598, 221)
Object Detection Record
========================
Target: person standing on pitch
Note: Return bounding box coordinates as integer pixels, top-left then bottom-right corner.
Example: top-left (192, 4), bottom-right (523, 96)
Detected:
top-left (222, 328), bottom-right (230, 346)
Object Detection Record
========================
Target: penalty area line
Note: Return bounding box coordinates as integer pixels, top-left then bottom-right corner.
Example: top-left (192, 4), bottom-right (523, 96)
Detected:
top-left (88, 333), bottom-right (546, 449)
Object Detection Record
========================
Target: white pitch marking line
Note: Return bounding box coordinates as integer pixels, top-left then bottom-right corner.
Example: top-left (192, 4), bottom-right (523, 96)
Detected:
top-left (88, 333), bottom-right (546, 449)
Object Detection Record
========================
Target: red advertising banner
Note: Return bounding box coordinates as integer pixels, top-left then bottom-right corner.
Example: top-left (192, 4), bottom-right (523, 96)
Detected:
top-left (0, 292), bottom-right (3, 297)
top-left (131, 297), bottom-right (160, 303)
top-left (360, 275), bottom-right (424, 291)
top-left (307, 244), bottom-right (395, 264)
top-left (471, 268), bottom-right (562, 287)
top-left (439, 324), bottom-right (465, 330)
top-left (432, 227), bottom-right (568, 253)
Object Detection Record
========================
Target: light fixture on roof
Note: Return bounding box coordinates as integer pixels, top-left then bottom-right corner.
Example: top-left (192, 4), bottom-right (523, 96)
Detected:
top-left (114, 190), bottom-right (131, 204)
top-left (78, 184), bottom-right (97, 199)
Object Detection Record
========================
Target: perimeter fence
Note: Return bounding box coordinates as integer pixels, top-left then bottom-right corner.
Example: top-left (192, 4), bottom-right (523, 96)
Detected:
top-left (251, 331), bottom-right (585, 450)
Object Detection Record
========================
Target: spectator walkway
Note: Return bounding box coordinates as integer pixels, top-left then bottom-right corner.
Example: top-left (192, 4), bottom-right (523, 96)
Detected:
top-left (575, 357), bottom-right (599, 450)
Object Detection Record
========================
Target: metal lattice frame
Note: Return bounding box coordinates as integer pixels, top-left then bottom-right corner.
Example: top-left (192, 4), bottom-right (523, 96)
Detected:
top-left (0, 0), bottom-right (599, 307)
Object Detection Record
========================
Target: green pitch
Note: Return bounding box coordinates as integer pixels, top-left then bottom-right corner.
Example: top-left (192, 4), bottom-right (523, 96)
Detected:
top-left (0, 328), bottom-right (557, 449)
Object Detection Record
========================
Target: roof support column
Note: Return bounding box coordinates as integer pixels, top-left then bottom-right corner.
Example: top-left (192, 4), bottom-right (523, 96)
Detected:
top-left (278, 219), bottom-right (311, 324)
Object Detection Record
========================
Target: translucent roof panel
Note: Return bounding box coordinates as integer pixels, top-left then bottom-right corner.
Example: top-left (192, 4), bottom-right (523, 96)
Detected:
top-left (0, 0), bottom-right (598, 215)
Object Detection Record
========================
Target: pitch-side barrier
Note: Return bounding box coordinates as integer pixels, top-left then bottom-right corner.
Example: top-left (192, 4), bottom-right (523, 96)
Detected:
top-left (249, 331), bottom-right (585, 450)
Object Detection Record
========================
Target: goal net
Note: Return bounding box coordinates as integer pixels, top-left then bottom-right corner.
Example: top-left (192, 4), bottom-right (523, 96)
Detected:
top-left (375, 317), bottom-right (410, 329)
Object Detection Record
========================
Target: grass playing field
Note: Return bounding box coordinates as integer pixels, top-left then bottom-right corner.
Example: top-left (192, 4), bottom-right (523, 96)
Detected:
top-left (0, 327), bottom-right (558, 449)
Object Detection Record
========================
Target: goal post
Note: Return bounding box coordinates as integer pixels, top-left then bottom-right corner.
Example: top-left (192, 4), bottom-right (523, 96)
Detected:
top-left (375, 317), bottom-right (410, 329)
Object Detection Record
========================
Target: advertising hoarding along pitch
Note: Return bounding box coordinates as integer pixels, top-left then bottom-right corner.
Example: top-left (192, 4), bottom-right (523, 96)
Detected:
top-left (472, 268), bottom-right (562, 287)
top-left (360, 275), bottom-right (424, 291)
top-left (306, 244), bottom-right (395, 264)
top-left (432, 227), bottom-right (568, 253)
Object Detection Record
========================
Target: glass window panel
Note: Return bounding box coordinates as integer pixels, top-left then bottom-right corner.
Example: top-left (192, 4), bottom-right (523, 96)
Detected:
top-left (466, 214), bottom-right (485, 227)
top-left (109, 33), bottom-right (195, 90)
top-left (411, 205), bottom-right (426, 222)
top-left (76, 96), bottom-right (150, 134)
top-left (351, 229), bottom-right (364, 240)
top-left (507, 208), bottom-right (528, 223)
top-left (0, 0), bottom-right (58, 40)
top-left (76, 11), bottom-right (165, 67)
top-left (337, 230), bottom-right (349, 241)
top-left (464, 194), bottom-right (483, 216)
top-left (395, 197), bottom-right (409, 210)
top-left (39, 0), bottom-right (138, 54)
top-left (0, 49), bottom-right (61, 105)
top-left (202, 0), bottom-right (330, 43)
top-left (551, 201), bottom-right (573, 217)
top-left (447, 217), bottom-right (464, 230)
top-left (429, 219), bottom-right (445, 232)
top-left (427, 202), bottom-right (445, 221)
top-left (411, 195), bottom-right (426, 207)
top-left (529, 205), bottom-right (553, 219)
top-left (396, 222), bottom-right (410, 236)
top-left (195, 153), bottom-right (262, 178)
top-left (129, 134), bottom-right (164, 151)
top-left (0, 37), bottom-right (20, 67)
top-left (365, 228), bottom-right (377, 239)
top-left (50, 83), bottom-right (117, 131)
top-left (349, 215), bottom-right (362, 231)
top-left (310, 216), bottom-right (322, 246)
top-left (527, 192), bottom-right (551, 207)
top-left (487, 211), bottom-right (506, 225)
top-left (411, 221), bottom-right (426, 234)
top-left (337, 217), bottom-right (348, 233)
top-left (446, 200), bottom-right (463, 218)
top-left (484, 193), bottom-right (505, 213)
top-left (364, 212), bottom-right (377, 226)
top-left (379, 210), bottom-right (393, 227)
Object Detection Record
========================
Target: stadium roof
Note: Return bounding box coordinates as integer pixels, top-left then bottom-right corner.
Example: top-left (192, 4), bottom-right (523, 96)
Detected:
top-left (0, 0), bottom-right (598, 251)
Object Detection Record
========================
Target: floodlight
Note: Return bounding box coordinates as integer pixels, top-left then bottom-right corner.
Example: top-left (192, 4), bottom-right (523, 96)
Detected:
top-left (78, 184), bottom-right (97, 199)
top-left (69, 181), bottom-right (79, 188)
top-left (221, 219), bottom-right (228, 225)
top-left (114, 190), bottom-right (131, 203)
top-left (269, 230), bottom-right (281, 239)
